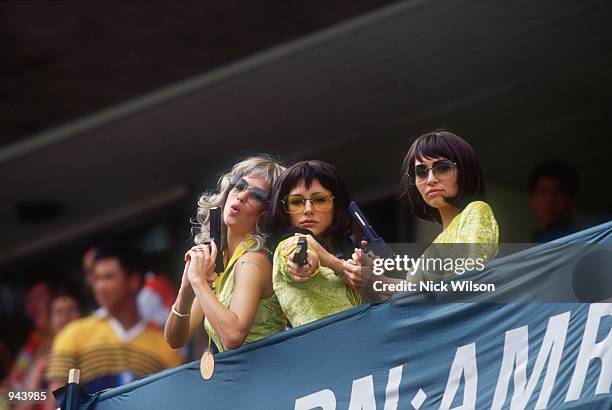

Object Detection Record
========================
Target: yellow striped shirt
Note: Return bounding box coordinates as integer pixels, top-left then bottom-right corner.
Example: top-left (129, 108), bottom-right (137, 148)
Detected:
top-left (47, 314), bottom-right (182, 392)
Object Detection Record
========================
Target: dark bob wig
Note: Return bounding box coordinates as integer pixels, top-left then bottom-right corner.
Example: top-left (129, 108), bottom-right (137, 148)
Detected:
top-left (400, 130), bottom-right (485, 224)
top-left (264, 160), bottom-right (352, 253)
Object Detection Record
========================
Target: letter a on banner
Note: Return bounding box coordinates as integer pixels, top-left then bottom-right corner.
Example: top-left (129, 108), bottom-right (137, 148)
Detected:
top-left (440, 343), bottom-right (478, 410)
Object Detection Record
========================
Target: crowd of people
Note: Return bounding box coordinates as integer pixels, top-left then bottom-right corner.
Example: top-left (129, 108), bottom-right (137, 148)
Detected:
top-left (1, 244), bottom-right (181, 410)
top-left (1, 130), bottom-right (584, 408)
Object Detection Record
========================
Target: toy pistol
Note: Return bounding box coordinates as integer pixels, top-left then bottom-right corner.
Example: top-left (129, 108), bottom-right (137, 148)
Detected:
top-left (348, 202), bottom-right (395, 259)
top-left (292, 236), bottom-right (308, 267)
top-left (209, 206), bottom-right (224, 273)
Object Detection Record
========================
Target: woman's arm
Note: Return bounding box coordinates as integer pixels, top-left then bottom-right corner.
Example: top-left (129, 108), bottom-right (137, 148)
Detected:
top-left (300, 235), bottom-right (365, 288)
top-left (164, 254), bottom-right (206, 349)
top-left (282, 234), bottom-right (366, 288)
top-left (188, 245), bottom-right (270, 350)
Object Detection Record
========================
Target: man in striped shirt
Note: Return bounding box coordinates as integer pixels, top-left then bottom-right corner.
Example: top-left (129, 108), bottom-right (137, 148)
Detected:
top-left (47, 243), bottom-right (182, 394)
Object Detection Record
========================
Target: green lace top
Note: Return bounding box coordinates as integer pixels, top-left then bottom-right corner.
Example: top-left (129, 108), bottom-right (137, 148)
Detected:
top-left (417, 201), bottom-right (499, 279)
top-left (432, 201), bottom-right (499, 246)
top-left (272, 238), bottom-right (360, 328)
top-left (204, 247), bottom-right (286, 352)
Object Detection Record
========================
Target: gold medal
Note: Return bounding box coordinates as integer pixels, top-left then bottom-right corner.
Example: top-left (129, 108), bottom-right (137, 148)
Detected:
top-left (200, 351), bottom-right (215, 380)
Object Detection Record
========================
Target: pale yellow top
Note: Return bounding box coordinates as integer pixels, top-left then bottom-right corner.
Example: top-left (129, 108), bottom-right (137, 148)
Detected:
top-left (433, 201), bottom-right (499, 246)
top-left (419, 201), bottom-right (499, 279)
top-left (272, 238), bottom-right (360, 328)
top-left (204, 241), bottom-right (286, 352)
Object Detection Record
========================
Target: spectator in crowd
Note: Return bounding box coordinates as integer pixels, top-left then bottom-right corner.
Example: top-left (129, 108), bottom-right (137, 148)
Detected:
top-left (46, 243), bottom-right (182, 395)
top-left (137, 271), bottom-right (175, 329)
top-left (528, 161), bottom-right (580, 242)
top-left (83, 243), bottom-right (176, 328)
top-left (12, 289), bottom-right (81, 410)
top-left (2, 282), bottom-right (51, 389)
top-left (81, 245), bottom-right (99, 313)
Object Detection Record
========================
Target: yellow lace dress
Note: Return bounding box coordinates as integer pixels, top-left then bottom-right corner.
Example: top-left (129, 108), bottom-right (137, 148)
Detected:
top-left (419, 201), bottom-right (499, 280)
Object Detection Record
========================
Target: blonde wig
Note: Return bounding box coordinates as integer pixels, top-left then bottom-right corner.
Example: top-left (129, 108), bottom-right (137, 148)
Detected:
top-left (193, 154), bottom-right (285, 252)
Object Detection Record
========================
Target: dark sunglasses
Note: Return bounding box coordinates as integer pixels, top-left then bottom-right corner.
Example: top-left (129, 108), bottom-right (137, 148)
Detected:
top-left (228, 175), bottom-right (269, 204)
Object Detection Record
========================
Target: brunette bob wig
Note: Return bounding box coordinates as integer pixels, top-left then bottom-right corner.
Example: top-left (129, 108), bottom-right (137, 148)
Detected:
top-left (265, 160), bottom-right (352, 252)
top-left (401, 130), bottom-right (485, 224)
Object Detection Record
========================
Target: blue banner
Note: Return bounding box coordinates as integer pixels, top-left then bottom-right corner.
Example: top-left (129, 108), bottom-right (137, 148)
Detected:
top-left (81, 222), bottom-right (612, 409)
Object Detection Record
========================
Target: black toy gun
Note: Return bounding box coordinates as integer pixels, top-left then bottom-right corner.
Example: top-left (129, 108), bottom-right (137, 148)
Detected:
top-left (209, 207), bottom-right (224, 274)
top-left (348, 202), bottom-right (396, 259)
top-left (292, 236), bottom-right (308, 266)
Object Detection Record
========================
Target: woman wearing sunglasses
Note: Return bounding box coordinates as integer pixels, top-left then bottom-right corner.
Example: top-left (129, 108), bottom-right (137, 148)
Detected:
top-left (165, 155), bottom-right (287, 352)
top-left (265, 160), bottom-right (362, 328)
top-left (395, 130), bottom-right (499, 279)
top-left (344, 131), bottom-right (498, 295)
top-left (401, 130), bottom-right (497, 241)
